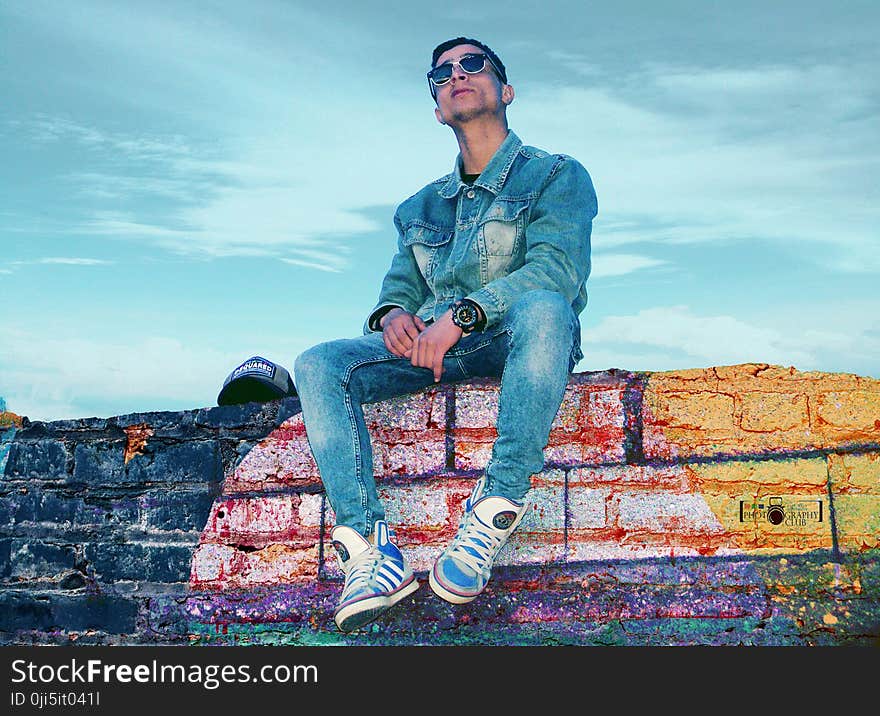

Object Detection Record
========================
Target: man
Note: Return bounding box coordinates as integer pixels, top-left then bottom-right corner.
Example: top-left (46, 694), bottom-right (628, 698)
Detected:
top-left (294, 37), bottom-right (597, 632)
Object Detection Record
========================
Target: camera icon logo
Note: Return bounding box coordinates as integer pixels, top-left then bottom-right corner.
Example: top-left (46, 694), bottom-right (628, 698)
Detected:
top-left (766, 497), bottom-right (785, 525)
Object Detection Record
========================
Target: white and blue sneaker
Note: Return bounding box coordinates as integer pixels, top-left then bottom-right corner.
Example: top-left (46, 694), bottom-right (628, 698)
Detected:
top-left (331, 520), bottom-right (419, 632)
top-left (429, 478), bottom-right (528, 604)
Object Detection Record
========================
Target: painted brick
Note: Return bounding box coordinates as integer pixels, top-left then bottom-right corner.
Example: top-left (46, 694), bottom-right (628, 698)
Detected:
top-left (455, 385), bottom-right (500, 429)
top-left (569, 464), bottom-right (690, 489)
top-left (0, 489), bottom-right (38, 527)
top-left (453, 440), bottom-right (493, 471)
top-left (814, 390), bottom-right (880, 431)
top-left (545, 436), bottom-right (626, 466)
top-left (9, 540), bottom-right (77, 579)
top-left (363, 388), bottom-right (445, 431)
top-left (0, 592), bottom-right (138, 634)
top-left (740, 392), bottom-right (809, 432)
top-left (700, 493), bottom-right (831, 554)
top-left (27, 490), bottom-right (139, 529)
top-left (298, 493), bottom-right (323, 528)
top-left (644, 366), bottom-right (880, 459)
top-left (584, 389), bottom-right (627, 429)
top-left (4, 440), bottom-right (69, 480)
top-left (85, 543), bottom-right (195, 583)
top-left (616, 492), bottom-right (727, 534)
top-left (455, 432), bottom-right (624, 471)
top-left (647, 391), bottom-right (735, 430)
top-left (686, 458), bottom-right (832, 553)
top-left (831, 494), bottom-right (880, 552)
top-left (138, 488), bottom-right (217, 532)
top-left (566, 486), bottom-right (608, 529)
top-left (565, 540), bottom-right (705, 563)
top-left (0, 539), bottom-right (9, 578)
top-left (688, 457), bottom-right (829, 491)
top-left (828, 452), bottom-right (880, 494)
top-left (371, 437), bottom-right (446, 477)
top-left (201, 494), bottom-right (320, 549)
top-left (223, 413), bottom-right (323, 492)
top-left (190, 543), bottom-right (318, 589)
top-left (552, 385), bottom-right (585, 431)
top-left (73, 440), bottom-right (222, 486)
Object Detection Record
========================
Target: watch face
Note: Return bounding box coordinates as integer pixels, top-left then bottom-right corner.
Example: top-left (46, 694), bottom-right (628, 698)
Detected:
top-left (454, 302), bottom-right (477, 329)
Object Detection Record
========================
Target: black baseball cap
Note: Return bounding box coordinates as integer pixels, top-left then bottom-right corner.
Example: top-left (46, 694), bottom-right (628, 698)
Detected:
top-left (217, 356), bottom-right (297, 406)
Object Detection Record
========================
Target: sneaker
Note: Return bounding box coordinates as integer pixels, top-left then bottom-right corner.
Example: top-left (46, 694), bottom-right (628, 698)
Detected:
top-left (331, 520), bottom-right (419, 632)
top-left (429, 478), bottom-right (528, 604)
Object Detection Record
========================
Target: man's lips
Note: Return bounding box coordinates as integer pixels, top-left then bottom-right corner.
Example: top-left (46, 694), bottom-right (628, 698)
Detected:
top-left (451, 88), bottom-right (473, 97)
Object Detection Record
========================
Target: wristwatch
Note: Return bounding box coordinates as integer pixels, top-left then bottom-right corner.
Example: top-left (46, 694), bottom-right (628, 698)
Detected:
top-left (451, 299), bottom-right (484, 334)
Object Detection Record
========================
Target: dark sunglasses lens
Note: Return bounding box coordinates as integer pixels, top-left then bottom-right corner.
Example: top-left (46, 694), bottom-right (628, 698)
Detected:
top-left (460, 55), bottom-right (486, 73)
top-left (430, 63), bottom-right (453, 84)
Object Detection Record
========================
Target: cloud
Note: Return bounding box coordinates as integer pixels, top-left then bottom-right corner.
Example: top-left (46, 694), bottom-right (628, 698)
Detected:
top-left (583, 305), bottom-right (816, 368)
top-left (0, 327), bottom-right (240, 420)
top-left (590, 253), bottom-right (668, 280)
top-left (38, 257), bottom-right (113, 266)
top-left (515, 61), bottom-right (879, 271)
top-left (580, 302), bottom-right (880, 378)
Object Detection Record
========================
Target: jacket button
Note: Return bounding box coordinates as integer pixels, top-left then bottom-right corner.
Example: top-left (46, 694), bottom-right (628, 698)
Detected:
top-left (466, 189), bottom-right (475, 199)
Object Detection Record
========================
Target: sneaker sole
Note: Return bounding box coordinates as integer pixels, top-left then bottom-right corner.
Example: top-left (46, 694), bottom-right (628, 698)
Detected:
top-left (428, 565), bottom-right (481, 604)
top-left (334, 577), bottom-right (420, 632)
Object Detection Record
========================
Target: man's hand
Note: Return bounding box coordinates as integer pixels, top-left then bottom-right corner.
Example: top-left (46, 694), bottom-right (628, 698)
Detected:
top-left (410, 310), bottom-right (462, 382)
top-left (381, 307), bottom-right (427, 358)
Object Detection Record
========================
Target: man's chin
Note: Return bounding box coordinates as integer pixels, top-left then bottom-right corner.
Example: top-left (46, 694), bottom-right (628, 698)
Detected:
top-left (448, 107), bottom-right (497, 125)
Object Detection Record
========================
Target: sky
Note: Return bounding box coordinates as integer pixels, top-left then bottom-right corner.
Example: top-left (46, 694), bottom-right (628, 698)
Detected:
top-left (1, 0), bottom-right (878, 422)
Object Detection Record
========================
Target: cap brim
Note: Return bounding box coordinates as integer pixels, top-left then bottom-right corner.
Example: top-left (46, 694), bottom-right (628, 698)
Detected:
top-left (217, 377), bottom-right (288, 406)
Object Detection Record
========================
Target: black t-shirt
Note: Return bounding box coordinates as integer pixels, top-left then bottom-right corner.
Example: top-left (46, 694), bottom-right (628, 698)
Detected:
top-left (461, 173), bottom-right (480, 185)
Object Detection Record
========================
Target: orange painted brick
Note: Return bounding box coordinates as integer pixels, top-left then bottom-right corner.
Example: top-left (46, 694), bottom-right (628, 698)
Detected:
top-left (646, 391), bottom-right (736, 430)
top-left (740, 392), bottom-right (809, 432)
top-left (814, 390), bottom-right (880, 432)
top-left (687, 457), bottom-right (829, 492)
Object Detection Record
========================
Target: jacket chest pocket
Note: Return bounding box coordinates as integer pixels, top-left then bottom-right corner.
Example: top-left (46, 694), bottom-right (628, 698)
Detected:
top-left (402, 224), bottom-right (453, 280)
top-left (478, 200), bottom-right (529, 256)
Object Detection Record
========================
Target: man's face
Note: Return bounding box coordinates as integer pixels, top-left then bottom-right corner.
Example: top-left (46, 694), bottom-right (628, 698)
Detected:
top-left (432, 43), bottom-right (512, 126)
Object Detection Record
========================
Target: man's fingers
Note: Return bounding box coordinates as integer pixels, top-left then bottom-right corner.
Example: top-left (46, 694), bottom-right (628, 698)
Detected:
top-left (414, 316), bottom-right (427, 331)
top-left (401, 318), bottom-right (421, 342)
top-left (386, 325), bottom-right (410, 357)
top-left (410, 334), bottom-right (422, 368)
top-left (433, 353), bottom-right (444, 382)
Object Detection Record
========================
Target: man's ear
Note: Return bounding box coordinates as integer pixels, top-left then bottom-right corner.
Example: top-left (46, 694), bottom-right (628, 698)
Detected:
top-left (501, 83), bottom-right (515, 106)
top-left (434, 106), bottom-right (447, 125)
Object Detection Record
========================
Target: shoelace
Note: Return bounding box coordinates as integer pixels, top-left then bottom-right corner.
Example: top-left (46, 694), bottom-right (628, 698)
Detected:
top-left (341, 547), bottom-right (385, 597)
top-left (446, 501), bottom-right (505, 574)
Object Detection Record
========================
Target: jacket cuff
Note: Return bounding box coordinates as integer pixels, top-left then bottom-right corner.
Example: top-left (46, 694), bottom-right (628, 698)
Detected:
top-left (464, 290), bottom-right (503, 331)
top-left (365, 303), bottom-right (405, 333)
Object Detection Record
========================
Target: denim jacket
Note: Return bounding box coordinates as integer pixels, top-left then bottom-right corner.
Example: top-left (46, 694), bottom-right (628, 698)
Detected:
top-left (364, 130), bottom-right (597, 364)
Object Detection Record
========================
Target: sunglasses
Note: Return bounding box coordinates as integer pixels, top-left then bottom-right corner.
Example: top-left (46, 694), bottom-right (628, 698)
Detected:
top-left (427, 53), bottom-right (501, 97)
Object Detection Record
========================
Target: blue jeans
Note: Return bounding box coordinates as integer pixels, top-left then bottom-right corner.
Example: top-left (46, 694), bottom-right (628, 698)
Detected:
top-left (294, 289), bottom-right (580, 538)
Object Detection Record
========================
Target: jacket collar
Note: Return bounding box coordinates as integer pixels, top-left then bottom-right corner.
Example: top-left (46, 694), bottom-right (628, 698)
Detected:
top-left (438, 130), bottom-right (522, 199)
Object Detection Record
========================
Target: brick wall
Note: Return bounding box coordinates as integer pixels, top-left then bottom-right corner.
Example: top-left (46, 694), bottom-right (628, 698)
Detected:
top-left (2, 364), bottom-right (878, 645)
